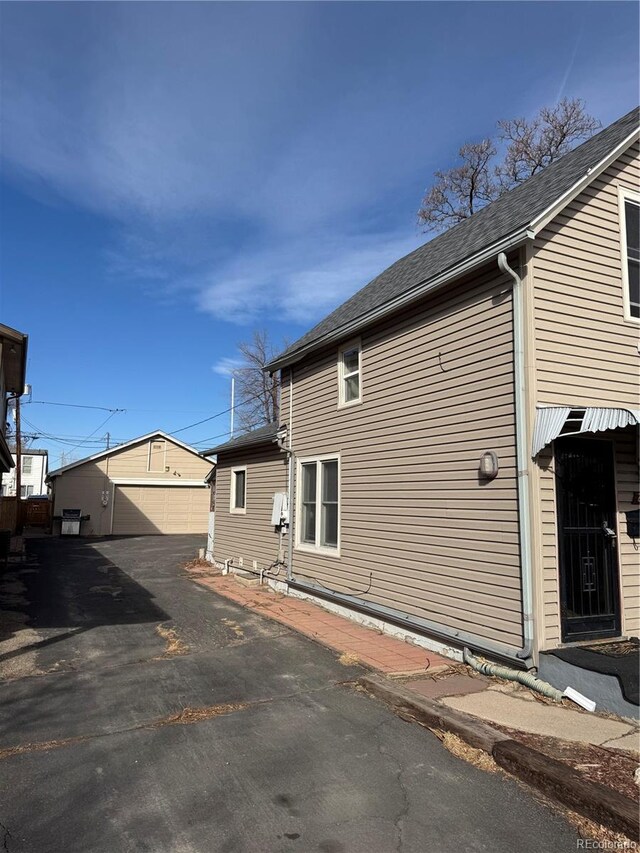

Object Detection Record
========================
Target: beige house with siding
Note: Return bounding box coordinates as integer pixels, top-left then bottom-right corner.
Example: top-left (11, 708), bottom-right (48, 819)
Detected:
top-left (206, 424), bottom-right (288, 571)
top-left (209, 108), bottom-right (640, 687)
top-left (47, 431), bottom-right (212, 536)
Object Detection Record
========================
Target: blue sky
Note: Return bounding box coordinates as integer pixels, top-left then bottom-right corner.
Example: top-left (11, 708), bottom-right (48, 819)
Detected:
top-left (1, 1), bottom-right (638, 468)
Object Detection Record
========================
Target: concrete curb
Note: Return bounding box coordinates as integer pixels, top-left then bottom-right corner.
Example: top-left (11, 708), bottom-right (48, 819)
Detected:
top-left (360, 674), bottom-right (639, 841)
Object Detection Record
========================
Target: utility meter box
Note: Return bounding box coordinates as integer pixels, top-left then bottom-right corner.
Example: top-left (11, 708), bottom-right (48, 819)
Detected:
top-left (271, 493), bottom-right (289, 529)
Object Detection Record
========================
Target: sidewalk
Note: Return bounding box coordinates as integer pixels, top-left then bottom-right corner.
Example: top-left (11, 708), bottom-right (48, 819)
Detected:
top-left (190, 568), bottom-right (450, 675)
top-left (185, 562), bottom-right (639, 838)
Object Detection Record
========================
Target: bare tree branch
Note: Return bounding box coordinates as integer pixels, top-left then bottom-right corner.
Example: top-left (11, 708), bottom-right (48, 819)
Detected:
top-left (417, 98), bottom-right (600, 233)
top-left (417, 139), bottom-right (497, 230)
top-left (233, 330), bottom-right (282, 434)
top-left (496, 98), bottom-right (601, 189)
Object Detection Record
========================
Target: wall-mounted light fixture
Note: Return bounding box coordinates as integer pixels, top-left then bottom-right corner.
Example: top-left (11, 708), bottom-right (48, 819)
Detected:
top-left (479, 451), bottom-right (499, 480)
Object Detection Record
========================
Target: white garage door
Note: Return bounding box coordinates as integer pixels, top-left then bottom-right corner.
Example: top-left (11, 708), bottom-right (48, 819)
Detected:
top-left (112, 485), bottom-right (209, 535)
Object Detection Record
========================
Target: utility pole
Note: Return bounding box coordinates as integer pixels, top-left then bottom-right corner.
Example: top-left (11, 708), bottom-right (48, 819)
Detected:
top-left (105, 432), bottom-right (111, 450)
top-left (14, 394), bottom-right (22, 533)
top-left (230, 375), bottom-right (235, 439)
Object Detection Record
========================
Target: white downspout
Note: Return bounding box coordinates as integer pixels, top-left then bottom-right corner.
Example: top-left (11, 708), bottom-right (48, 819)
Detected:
top-left (498, 251), bottom-right (534, 666)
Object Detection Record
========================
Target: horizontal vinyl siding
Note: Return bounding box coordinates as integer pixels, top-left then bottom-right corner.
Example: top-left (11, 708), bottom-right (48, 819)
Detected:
top-left (538, 427), bottom-right (639, 649)
top-left (52, 463), bottom-right (110, 536)
top-left (213, 444), bottom-right (288, 570)
top-left (537, 448), bottom-right (561, 647)
top-left (51, 439), bottom-right (211, 536)
top-left (616, 428), bottom-right (640, 637)
top-left (533, 142), bottom-right (640, 407)
top-left (284, 267), bottom-right (523, 650)
top-left (107, 439), bottom-right (211, 480)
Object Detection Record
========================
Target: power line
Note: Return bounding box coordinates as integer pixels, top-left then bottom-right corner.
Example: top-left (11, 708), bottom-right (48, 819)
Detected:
top-left (21, 387), bottom-right (270, 453)
top-left (25, 400), bottom-right (126, 413)
top-left (26, 400), bottom-right (220, 415)
top-left (168, 388), bottom-right (267, 436)
top-left (62, 411), bottom-right (120, 456)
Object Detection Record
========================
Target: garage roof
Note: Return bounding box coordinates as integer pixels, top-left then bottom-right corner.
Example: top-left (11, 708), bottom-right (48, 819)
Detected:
top-left (46, 430), bottom-right (207, 480)
top-left (202, 423), bottom-right (279, 456)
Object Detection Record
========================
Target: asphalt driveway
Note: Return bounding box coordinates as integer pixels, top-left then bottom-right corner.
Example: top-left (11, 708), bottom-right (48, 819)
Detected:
top-left (0, 536), bottom-right (577, 852)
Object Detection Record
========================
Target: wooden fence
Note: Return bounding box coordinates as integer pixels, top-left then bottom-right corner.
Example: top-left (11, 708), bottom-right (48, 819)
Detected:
top-left (0, 497), bottom-right (52, 533)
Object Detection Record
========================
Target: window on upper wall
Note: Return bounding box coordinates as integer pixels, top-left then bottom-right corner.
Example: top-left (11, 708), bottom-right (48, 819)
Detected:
top-left (230, 467), bottom-right (247, 513)
top-left (619, 187), bottom-right (640, 321)
top-left (338, 340), bottom-right (361, 407)
top-left (21, 456), bottom-right (33, 474)
top-left (298, 456), bottom-right (339, 552)
top-left (148, 440), bottom-right (166, 472)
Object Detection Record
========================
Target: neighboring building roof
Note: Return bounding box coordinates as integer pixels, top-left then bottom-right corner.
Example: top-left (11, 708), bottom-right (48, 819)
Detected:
top-left (46, 430), bottom-right (206, 480)
top-left (202, 423), bottom-right (279, 456)
top-left (0, 323), bottom-right (28, 395)
top-left (267, 107), bottom-right (640, 371)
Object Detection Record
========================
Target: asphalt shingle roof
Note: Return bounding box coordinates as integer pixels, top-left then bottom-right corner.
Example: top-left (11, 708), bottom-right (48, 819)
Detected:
top-left (203, 423), bottom-right (279, 456)
top-left (269, 107), bottom-right (639, 369)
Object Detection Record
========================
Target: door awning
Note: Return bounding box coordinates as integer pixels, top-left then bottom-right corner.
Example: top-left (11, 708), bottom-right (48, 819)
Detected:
top-left (532, 406), bottom-right (640, 458)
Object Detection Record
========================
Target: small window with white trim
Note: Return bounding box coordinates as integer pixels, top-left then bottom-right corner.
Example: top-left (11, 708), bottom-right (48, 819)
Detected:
top-left (230, 467), bottom-right (247, 513)
top-left (619, 187), bottom-right (640, 321)
top-left (21, 456), bottom-right (33, 474)
top-left (338, 340), bottom-right (361, 406)
top-left (297, 456), bottom-right (339, 552)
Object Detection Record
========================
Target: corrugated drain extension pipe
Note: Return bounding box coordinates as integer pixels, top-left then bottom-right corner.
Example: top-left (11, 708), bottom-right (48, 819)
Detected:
top-left (464, 647), bottom-right (564, 701)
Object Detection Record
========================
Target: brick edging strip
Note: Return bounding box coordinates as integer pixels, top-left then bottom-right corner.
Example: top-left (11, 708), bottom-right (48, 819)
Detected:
top-left (360, 674), bottom-right (639, 840)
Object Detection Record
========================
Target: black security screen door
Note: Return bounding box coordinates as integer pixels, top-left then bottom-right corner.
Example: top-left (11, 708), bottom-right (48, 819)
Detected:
top-left (555, 437), bottom-right (620, 642)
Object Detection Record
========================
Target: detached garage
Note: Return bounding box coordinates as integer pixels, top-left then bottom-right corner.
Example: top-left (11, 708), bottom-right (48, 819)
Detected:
top-left (47, 431), bottom-right (212, 536)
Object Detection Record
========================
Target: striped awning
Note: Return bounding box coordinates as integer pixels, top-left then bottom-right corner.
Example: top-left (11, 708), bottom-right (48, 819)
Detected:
top-left (532, 406), bottom-right (640, 457)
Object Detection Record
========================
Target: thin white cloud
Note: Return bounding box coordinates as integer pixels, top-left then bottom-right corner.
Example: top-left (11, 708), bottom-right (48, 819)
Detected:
top-left (0, 4), bottom-right (433, 234)
top-left (211, 356), bottom-right (246, 377)
top-left (2, 2), bottom-right (637, 340)
top-left (195, 230), bottom-right (422, 326)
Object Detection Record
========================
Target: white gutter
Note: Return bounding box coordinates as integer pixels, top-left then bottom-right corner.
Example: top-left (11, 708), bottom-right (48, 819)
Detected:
top-left (109, 478), bottom-right (208, 486)
top-left (267, 227), bottom-right (534, 372)
top-left (528, 126), bottom-right (640, 235)
top-left (268, 124), bottom-right (639, 375)
top-left (497, 252), bottom-right (534, 666)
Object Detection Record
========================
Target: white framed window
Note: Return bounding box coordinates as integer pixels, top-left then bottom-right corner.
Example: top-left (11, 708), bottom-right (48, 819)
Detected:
top-left (619, 186), bottom-right (640, 322)
top-left (296, 455), bottom-right (340, 554)
top-left (230, 466), bottom-right (247, 513)
top-left (148, 440), bottom-right (166, 473)
top-left (21, 456), bottom-right (33, 474)
top-left (20, 485), bottom-right (34, 498)
top-left (338, 339), bottom-right (362, 407)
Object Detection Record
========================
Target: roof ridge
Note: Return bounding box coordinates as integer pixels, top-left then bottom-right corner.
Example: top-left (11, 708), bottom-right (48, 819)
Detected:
top-left (46, 430), bottom-right (204, 479)
top-left (269, 105), bottom-right (639, 369)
